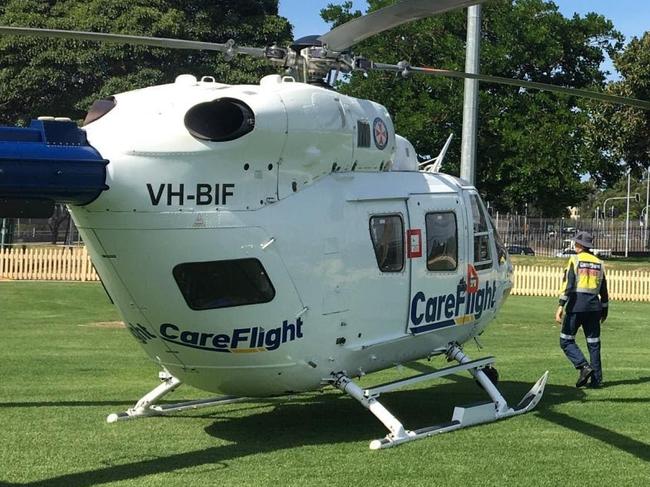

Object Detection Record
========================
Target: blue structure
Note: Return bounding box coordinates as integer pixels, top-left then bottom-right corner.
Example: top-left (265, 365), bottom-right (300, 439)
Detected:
top-left (0, 119), bottom-right (108, 217)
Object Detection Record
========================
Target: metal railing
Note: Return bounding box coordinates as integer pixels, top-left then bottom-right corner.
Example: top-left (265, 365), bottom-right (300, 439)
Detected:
top-left (495, 216), bottom-right (650, 257)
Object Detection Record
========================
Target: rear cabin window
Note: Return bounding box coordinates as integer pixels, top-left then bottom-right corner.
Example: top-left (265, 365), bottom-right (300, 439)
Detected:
top-left (426, 212), bottom-right (458, 271)
top-left (470, 195), bottom-right (493, 271)
top-left (369, 215), bottom-right (404, 272)
top-left (173, 258), bottom-right (275, 310)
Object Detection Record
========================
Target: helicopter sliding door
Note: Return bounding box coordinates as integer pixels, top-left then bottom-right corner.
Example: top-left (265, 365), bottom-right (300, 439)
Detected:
top-left (340, 198), bottom-right (411, 348)
top-left (406, 193), bottom-right (468, 336)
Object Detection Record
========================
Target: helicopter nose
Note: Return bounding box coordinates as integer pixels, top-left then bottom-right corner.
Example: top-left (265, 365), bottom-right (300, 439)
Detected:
top-left (0, 118), bottom-right (108, 218)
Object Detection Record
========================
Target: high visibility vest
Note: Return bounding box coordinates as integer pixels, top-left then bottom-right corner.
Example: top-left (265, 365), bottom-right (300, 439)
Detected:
top-left (566, 252), bottom-right (605, 295)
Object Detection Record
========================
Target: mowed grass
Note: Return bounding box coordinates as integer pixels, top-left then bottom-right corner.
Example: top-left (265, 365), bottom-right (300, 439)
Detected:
top-left (1, 282), bottom-right (649, 486)
top-left (511, 254), bottom-right (650, 271)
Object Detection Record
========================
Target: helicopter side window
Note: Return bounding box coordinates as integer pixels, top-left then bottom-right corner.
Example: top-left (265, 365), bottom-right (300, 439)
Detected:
top-left (470, 195), bottom-right (493, 271)
top-left (173, 258), bottom-right (275, 310)
top-left (369, 215), bottom-right (404, 272)
top-left (425, 212), bottom-right (458, 271)
top-left (357, 120), bottom-right (371, 147)
top-left (489, 215), bottom-right (508, 265)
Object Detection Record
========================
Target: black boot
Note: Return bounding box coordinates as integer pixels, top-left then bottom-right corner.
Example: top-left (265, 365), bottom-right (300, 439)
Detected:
top-left (576, 365), bottom-right (594, 388)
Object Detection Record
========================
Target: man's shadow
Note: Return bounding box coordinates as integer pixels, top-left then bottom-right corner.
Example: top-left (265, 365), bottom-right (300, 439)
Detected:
top-left (6, 374), bottom-right (650, 487)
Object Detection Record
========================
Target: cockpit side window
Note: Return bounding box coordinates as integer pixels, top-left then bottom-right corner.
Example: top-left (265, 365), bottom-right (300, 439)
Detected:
top-left (470, 195), bottom-right (493, 271)
top-left (489, 215), bottom-right (508, 265)
top-left (425, 212), bottom-right (458, 271)
top-left (369, 214), bottom-right (404, 272)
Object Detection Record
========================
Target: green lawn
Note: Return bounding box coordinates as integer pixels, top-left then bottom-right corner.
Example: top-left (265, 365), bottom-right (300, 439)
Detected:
top-left (511, 254), bottom-right (650, 271)
top-left (1, 282), bottom-right (649, 486)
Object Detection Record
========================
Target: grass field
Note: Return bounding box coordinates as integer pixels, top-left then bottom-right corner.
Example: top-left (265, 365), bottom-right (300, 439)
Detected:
top-left (511, 254), bottom-right (650, 271)
top-left (1, 282), bottom-right (649, 486)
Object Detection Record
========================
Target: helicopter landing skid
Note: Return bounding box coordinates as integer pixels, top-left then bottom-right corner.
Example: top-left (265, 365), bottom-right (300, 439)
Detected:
top-left (106, 371), bottom-right (247, 423)
top-left (331, 344), bottom-right (549, 450)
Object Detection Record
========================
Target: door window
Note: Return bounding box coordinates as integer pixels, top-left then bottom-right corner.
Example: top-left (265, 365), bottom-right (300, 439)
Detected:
top-left (425, 212), bottom-right (458, 271)
top-left (369, 215), bottom-right (404, 272)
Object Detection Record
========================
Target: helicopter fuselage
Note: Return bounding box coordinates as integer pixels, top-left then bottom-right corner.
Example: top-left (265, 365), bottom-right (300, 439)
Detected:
top-left (63, 75), bottom-right (512, 397)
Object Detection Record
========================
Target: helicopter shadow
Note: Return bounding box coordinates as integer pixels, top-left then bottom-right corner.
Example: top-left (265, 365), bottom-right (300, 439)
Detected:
top-left (499, 374), bottom-right (650, 463)
top-left (7, 374), bottom-right (650, 486)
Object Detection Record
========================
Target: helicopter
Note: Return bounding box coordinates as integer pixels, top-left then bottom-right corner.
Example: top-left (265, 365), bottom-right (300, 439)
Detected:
top-left (0, 0), bottom-right (648, 450)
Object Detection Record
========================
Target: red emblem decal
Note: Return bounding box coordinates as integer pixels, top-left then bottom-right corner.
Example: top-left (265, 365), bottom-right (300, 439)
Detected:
top-left (373, 117), bottom-right (388, 150)
top-left (467, 264), bottom-right (479, 294)
top-left (407, 229), bottom-right (422, 258)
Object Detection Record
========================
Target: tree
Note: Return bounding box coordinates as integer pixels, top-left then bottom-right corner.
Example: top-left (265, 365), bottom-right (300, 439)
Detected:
top-left (586, 33), bottom-right (650, 185)
top-left (322, 0), bottom-right (623, 216)
top-left (0, 0), bottom-right (292, 125)
top-left (578, 176), bottom-right (648, 222)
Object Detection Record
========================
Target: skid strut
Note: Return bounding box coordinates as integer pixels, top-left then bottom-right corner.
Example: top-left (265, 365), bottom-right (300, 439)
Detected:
top-left (332, 344), bottom-right (548, 450)
top-left (107, 370), bottom-right (247, 423)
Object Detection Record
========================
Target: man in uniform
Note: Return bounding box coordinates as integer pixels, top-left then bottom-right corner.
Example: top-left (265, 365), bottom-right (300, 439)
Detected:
top-left (555, 231), bottom-right (609, 388)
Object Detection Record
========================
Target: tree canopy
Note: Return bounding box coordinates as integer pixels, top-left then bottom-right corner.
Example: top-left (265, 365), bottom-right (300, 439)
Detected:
top-left (0, 0), bottom-right (292, 125)
top-left (586, 32), bottom-right (650, 184)
top-left (0, 0), bottom-right (646, 218)
top-left (322, 0), bottom-right (625, 216)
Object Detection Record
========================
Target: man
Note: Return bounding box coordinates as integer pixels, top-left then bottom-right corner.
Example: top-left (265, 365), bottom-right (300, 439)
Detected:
top-left (555, 231), bottom-right (609, 388)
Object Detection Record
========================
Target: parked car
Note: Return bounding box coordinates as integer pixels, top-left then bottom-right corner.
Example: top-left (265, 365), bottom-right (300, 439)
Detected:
top-left (507, 245), bottom-right (535, 256)
top-left (555, 248), bottom-right (576, 258)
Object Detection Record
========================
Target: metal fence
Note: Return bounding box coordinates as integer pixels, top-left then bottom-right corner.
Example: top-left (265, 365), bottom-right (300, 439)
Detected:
top-left (3, 214), bottom-right (650, 258)
top-left (494, 215), bottom-right (650, 257)
top-left (0, 216), bottom-right (81, 246)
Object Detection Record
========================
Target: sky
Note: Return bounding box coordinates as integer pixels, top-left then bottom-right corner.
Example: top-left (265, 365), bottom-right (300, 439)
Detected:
top-left (278, 0), bottom-right (649, 43)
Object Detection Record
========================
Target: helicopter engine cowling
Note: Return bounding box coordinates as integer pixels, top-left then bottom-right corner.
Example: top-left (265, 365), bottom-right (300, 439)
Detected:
top-left (79, 74), bottom-right (396, 213)
top-left (0, 119), bottom-right (108, 217)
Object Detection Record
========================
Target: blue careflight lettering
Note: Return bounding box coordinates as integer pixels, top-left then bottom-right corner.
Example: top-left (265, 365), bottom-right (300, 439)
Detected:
top-left (409, 279), bottom-right (497, 332)
top-left (159, 318), bottom-right (304, 353)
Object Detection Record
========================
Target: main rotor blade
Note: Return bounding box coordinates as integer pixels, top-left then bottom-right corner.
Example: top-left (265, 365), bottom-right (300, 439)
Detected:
top-left (319, 0), bottom-right (487, 52)
top-left (0, 26), bottom-right (266, 57)
top-left (371, 62), bottom-right (650, 110)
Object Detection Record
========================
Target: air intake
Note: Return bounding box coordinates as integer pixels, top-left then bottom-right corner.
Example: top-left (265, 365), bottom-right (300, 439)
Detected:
top-left (184, 98), bottom-right (255, 142)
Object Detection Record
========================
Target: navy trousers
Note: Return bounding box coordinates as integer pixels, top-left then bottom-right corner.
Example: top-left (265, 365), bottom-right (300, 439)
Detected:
top-left (559, 311), bottom-right (602, 384)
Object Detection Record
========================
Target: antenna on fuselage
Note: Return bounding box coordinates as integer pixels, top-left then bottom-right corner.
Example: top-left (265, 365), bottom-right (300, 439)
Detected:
top-left (419, 133), bottom-right (454, 173)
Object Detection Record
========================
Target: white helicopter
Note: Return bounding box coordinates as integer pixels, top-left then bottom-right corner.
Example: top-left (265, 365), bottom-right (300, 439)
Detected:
top-left (0, 0), bottom-right (648, 450)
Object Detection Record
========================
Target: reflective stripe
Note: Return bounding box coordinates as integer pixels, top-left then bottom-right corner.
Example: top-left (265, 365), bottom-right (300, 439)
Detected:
top-left (559, 294), bottom-right (568, 301)
top-left (560, 333), bottom-right (575, 340)
top-left (602, 302), bottom-right (609, 308)
top-left (586, 337), bottom-right (601, 343)
top-left (576, 287), bottom-right (599, 294)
